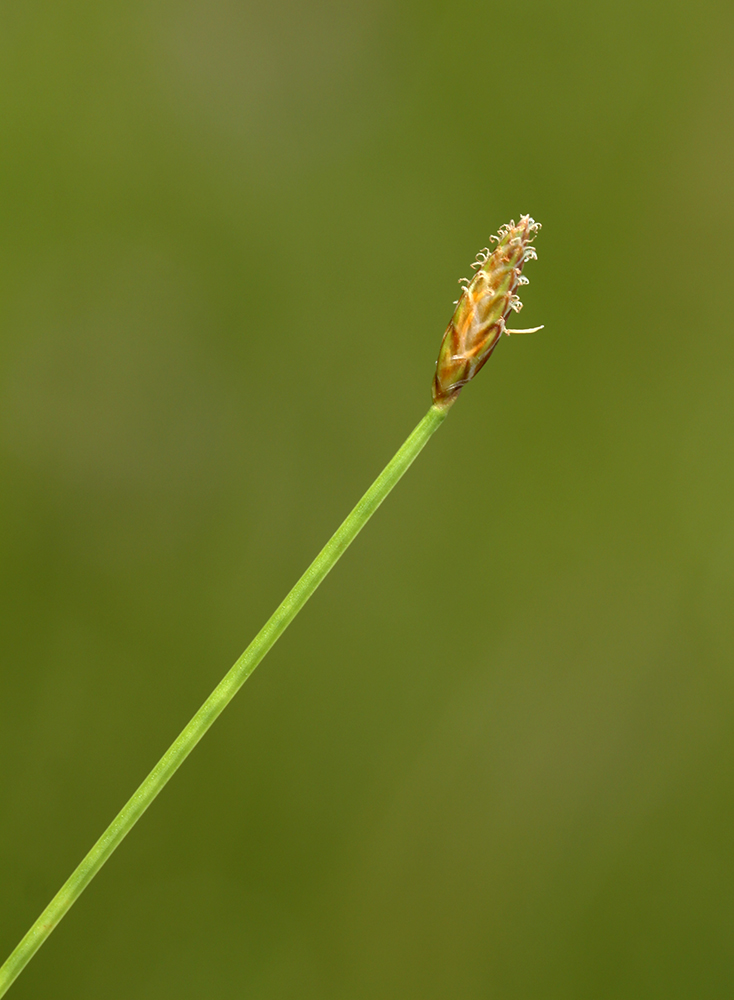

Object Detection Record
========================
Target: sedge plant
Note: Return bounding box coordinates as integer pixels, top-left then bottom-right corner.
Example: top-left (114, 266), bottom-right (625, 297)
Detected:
top-left (0, 215), bottom-right (542, 996)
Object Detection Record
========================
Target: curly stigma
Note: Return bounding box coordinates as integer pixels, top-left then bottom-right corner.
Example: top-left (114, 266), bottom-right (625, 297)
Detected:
top-left (432, 215), bottom-right (542, 407)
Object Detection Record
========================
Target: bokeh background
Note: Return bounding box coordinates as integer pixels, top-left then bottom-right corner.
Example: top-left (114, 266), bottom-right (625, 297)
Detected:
top-left (1, 1), bottom-right (733, 997)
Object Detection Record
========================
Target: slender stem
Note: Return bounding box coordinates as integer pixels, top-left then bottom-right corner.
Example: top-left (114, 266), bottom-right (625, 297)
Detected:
top-left (0, 402), bottom-right (450, 997)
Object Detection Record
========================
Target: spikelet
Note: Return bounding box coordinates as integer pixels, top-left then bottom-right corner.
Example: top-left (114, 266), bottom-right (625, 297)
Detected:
top-left (432, 216), bottom-right (542, 407)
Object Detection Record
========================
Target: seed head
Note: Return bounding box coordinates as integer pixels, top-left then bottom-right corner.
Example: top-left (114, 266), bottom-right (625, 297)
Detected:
top-left (432, 215), bottom-right (542, 407)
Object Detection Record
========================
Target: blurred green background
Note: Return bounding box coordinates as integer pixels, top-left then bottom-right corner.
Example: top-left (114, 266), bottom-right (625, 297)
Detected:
top-left (1, 0), bottom-right (733, 996)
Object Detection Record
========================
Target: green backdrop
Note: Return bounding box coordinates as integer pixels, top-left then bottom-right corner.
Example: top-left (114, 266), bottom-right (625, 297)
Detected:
top-left (2, 1), bottom-right (734, 996)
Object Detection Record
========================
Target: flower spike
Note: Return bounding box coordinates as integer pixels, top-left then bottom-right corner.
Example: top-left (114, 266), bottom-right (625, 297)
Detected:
top-left (432, 215), bottom-right (542, 407)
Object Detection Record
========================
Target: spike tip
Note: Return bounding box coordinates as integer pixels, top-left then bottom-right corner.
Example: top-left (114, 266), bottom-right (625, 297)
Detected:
top-left (432, 216), bottom-right (542, 407)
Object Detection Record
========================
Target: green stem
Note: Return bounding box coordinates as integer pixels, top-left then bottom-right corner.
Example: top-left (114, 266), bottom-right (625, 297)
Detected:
top-left (0, 402), bottom-right (450, 997)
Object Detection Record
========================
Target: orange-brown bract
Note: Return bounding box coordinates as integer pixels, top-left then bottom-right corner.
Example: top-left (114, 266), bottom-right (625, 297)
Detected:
top-left (432, 216), bottom-right (541, 407)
